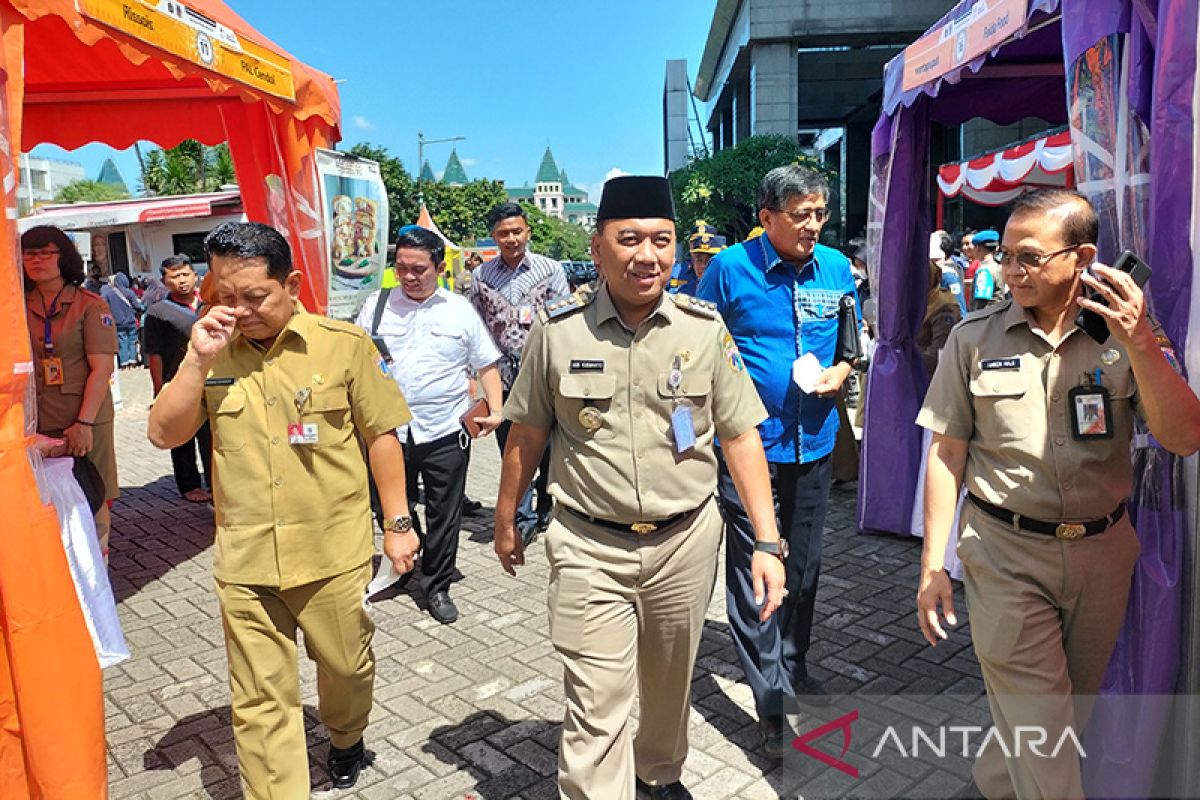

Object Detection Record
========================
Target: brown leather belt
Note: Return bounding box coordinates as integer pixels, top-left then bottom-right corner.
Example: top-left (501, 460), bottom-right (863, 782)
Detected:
top-left (968, 494), bottom-right (1126, 540)
top-left (561, 503), bottom-right (702, 537)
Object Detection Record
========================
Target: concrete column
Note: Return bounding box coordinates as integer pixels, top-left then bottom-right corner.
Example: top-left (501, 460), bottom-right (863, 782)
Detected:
top-left (735, 78), bottom-right (752, 143)
top-left (751, 42), bottom-right (798, 139)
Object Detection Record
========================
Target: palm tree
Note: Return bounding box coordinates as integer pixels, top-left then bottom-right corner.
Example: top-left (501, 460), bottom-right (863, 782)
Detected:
top-left (139, 140), bottom-right (238, 196)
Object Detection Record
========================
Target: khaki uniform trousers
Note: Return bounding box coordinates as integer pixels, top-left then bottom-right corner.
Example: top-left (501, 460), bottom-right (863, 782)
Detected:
top-left (215, 561), bottom-right (375, 800)
top-left (958, 503), bottom-right (1140, 800)
top-left (546, 499), bottom-right (722, 800)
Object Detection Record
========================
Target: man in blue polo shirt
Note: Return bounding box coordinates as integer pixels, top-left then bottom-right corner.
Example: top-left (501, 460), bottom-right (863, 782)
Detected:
top-left (697, 164), bottom-right (857, 757)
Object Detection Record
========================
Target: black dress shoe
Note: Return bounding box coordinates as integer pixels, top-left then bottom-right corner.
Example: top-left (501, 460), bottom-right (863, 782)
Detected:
top-left (635, 777), bottom-right (693, 800)
top-left (427, 591), bottom-right (459, 624)
top-left (462, 497), bottom-right (483, 516)
top-left (794, 676), bottom-right (832, 707)
top-left (328, 739), bottom-right (373, 789)
top-left (760, 715), bottom-right (795, 759)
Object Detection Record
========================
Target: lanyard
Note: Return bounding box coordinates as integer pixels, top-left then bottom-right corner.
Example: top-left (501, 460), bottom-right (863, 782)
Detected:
top-left (40, 286), bottom-right (66, 355)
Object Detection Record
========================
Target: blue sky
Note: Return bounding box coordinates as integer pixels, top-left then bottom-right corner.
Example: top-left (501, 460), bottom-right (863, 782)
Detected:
top-left (31, 1), bottom-right (715, 204)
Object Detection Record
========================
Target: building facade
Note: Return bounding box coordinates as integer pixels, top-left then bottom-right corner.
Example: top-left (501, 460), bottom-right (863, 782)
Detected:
top-left (686, 0), bottom-right (949, 240)
top-left (18, 154), bottom-right (85, 214)
top-left (506, 147), bottom-right (598, 229)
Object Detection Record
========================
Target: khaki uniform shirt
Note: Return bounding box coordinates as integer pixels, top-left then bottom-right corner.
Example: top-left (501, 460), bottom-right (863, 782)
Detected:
top-left (25, 285), bottom-right (117, 434)
top-left (917, 298), bottom-right (1140, 522)
top-left (194, 309), bottom-right (411, 588)
top-left (504, 284), bottom-right (766, 522)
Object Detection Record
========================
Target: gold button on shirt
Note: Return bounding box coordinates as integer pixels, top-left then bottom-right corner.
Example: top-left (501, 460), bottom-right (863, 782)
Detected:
top-left (195, 310), bottom-right (411, 588)
top-left (917, 298), bottom-right (1140, 522)
top-left (504, 286), bottom-right (767, 522)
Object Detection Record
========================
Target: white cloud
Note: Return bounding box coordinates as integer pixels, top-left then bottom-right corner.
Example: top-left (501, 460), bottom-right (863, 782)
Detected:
top-left (603, 167), bottom-right (629, 183)
top-left (461, 157), bottom-right (479, 167)
top-left (352, 115), bottom-right (376, 131)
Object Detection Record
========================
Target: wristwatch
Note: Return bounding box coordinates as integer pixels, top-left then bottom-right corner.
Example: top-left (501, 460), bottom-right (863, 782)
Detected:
top-left (754, 539), bottom-right (789, 562)
top-left (383, 515), bottom-right (414, 534)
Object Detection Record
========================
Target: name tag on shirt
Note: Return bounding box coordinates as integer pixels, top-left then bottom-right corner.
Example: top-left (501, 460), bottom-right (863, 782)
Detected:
top-left (980, 358), bottom-right (1021, 371)
top-left (569, 359), bottom-right (605, 372)
top-left (206, 377), bottom-right (235, 386)
top-left (288, 422), bottom-right (319, 446)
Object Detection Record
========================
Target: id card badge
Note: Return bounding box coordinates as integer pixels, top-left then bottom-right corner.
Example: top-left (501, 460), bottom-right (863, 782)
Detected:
top-left (518, 305), bottom-right (534, 326)
top-left (1069, 384), bottom-right (1113, 440)
top-left (42, 357), bottom-right (64, 386)
top-left (671, 401), bottom-right (696, 454)
top-left (288, 422), bottom-right (319, 445)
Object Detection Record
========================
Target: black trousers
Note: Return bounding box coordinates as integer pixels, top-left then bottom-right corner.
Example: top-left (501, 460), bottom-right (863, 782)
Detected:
top-left (495, 390), bottom-right (552, 531)
top-left (718, 451), bottom-right (833, 720)
top-left (170, 421), bottom-right (212, 495)
top-left (404, 429), bottom-right (471, 598)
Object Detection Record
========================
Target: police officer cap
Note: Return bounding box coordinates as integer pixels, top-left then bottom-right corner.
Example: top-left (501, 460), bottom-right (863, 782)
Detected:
top-left (690, 233), bottom-right (727, 255)
top-left (597, 176), bottom-right (676, 222)
top-left (973, 229), bottom-right (999, 244)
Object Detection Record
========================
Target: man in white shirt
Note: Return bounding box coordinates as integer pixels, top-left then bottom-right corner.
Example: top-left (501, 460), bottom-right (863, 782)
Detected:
top-left (357, 226), bottom-right (504, 624)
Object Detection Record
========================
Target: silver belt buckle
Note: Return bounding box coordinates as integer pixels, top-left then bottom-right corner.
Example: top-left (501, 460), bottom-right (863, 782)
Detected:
top-left (1055, 523), bottom-right (1086, 541)
top-left (630, 522), bottom-right (658, 535)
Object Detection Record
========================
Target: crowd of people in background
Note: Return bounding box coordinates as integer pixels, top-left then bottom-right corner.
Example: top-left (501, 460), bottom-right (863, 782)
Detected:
top-left (25, 172), bottom-right (1190, 800)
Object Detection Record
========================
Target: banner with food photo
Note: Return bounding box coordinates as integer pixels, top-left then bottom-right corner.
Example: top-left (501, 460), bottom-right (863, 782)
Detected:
top-left (315, 148), bottom-right (390, 320)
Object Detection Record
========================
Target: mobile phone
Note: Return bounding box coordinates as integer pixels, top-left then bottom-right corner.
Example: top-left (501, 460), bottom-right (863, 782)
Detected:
top-left (1074, 250), bottom-right (1152, 343)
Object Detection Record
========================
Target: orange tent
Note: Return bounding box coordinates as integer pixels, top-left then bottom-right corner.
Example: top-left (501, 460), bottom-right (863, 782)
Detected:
top-left (0, 1), bottom-right (340, 796)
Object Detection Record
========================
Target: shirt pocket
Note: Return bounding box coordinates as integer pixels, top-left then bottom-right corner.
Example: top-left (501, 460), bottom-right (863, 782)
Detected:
top-left (796, 288), bottom-right (843, 321)
top-left (207, 388), bottom-right (247, 453)
top-left (305, 388), bottom-right (352, 448)
top-left (427, 326), bottom-right (467, 362)
top-left (557, 373), bottom-right (617, 441)
top-left (968, 369), bottom-right (1030, 442)
top-left (656, 371), bottom-right (714, 436)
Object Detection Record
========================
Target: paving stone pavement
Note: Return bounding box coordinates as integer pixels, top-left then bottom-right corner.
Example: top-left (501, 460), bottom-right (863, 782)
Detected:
top-left (103, 367), bottom-right (982, 799)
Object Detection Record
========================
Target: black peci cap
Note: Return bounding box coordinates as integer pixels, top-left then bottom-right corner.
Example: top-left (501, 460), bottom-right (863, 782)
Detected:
top-left (596, 176), bottom-right (676, 222)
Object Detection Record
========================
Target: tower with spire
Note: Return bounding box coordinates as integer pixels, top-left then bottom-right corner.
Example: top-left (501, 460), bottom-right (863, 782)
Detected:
top-left (505, 146), bottom-right (598, 228)
top-left (441, 148), bottom-right (469, 186)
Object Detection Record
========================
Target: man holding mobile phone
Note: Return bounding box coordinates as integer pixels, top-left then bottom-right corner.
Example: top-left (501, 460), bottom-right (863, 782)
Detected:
top-left (915, 189), bottom-right (1200, 798)
top-left (356, 226), bottom-right (504, 624)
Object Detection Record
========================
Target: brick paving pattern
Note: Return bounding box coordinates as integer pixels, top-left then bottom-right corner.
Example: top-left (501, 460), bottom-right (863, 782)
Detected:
top-left (102, 368), bottom-right (981, 799)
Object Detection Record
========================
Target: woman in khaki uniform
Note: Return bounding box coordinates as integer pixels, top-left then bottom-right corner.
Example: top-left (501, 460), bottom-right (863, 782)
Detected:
top-left (23, 225), bottom-right (118, 555)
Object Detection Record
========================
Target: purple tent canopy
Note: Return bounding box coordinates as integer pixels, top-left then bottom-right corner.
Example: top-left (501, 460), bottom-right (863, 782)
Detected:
top-left (861, 0), bottom-right (1197, 795)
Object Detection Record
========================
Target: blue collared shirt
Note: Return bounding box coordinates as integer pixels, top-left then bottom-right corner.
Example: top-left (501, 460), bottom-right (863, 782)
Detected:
top-left (697, 234), bottom-right (857, 464)
top-left (668, 261), bottom-right (700, 296)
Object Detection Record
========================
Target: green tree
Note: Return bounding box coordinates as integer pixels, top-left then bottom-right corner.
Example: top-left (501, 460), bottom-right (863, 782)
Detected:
top-left (422, 179), bottom-right (508, 244)
top-left (670, 134), bottom-right (835, 241)
top-left (140, 140), bottom-right (237, 196)
top-left (525, 204), bottom-right (591, 261)
top-left (53, 179), bottom-right (130, 204)
top-left (346, 142), bottom-right (418, 236)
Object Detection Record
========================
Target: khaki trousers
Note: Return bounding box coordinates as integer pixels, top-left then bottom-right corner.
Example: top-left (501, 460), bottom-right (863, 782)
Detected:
top-left (546, 499), bottom-right (722, 800)
top-left (958, 503), bottom-right (1139, 800)
top-left (215, 561), bottom-right (375, 800)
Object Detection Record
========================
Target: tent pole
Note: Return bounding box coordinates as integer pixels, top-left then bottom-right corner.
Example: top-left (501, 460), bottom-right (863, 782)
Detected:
top-left (936, 189), bottom-right (945, 231)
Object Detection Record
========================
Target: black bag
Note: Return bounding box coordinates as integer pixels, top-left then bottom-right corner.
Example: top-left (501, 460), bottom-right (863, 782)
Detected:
top-left (835, 294), bottom-right (863, 365)
top-left (72, 456), bottom-right (107, 514)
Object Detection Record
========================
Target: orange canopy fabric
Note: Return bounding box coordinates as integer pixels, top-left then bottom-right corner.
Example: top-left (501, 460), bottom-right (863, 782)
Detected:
top-left (0, 2), bottom-right (342, 796)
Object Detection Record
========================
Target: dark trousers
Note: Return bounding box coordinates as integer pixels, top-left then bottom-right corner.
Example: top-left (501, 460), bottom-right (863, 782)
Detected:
top-left (718, 451), bottom-right (833, 720)
top-left (170, 421), bottom-right (212, 495)
top-left (495, 391), bottom-right (552, 531)
top-left (404, 430), bottom-right (471, 598)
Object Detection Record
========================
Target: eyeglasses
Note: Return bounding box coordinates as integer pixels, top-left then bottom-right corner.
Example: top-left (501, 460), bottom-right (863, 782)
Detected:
top-left (22, 248), bottom-right (60, 261)
top-left (995, 245), bottom-right (1079, 270)
top-left (772, 207), bottom-right (830, 226)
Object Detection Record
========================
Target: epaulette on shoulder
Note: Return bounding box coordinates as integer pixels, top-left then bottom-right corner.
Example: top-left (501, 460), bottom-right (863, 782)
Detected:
top-left (316, 316), bottom-right (363, 335)
top-left (958, 297), bottom-right (1011, 326)
top-left (540, 287), bottom-right (595, 322)
top-left (671, 293), bottom-right (720, 320)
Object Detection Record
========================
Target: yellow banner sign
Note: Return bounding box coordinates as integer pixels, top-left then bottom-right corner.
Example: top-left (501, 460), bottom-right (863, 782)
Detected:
top-left (902, 0), bottom-right (1028, 92)
top-left (80, 0), bottom-right (296, 102)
